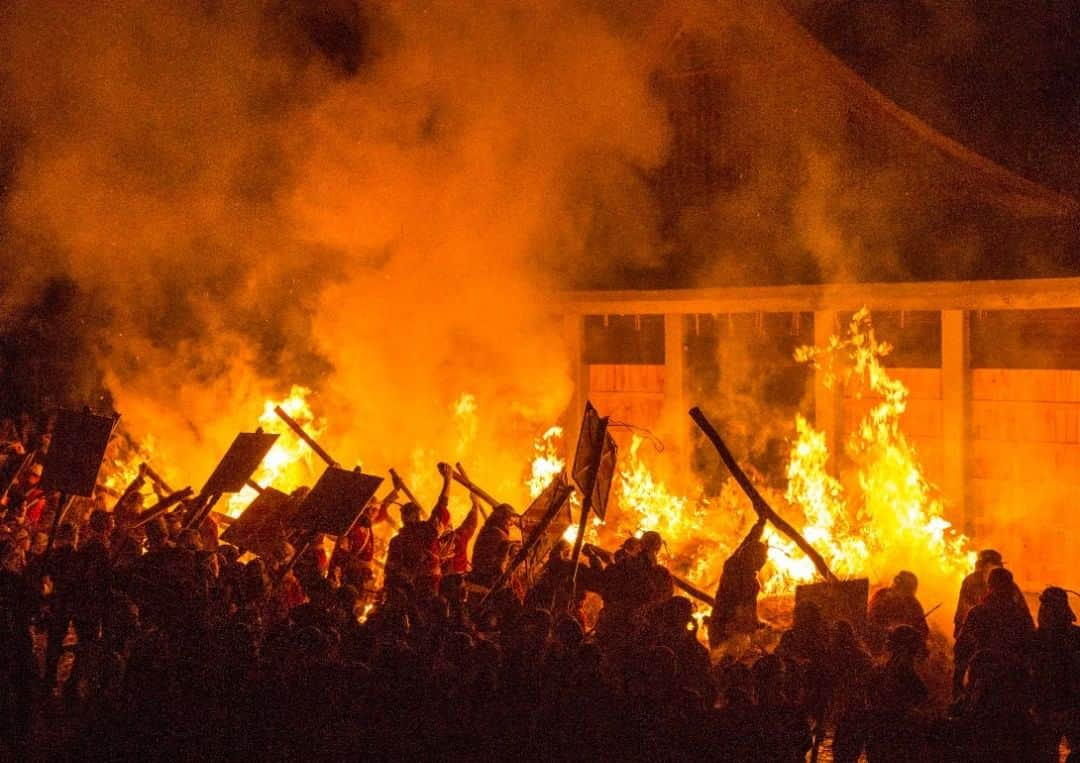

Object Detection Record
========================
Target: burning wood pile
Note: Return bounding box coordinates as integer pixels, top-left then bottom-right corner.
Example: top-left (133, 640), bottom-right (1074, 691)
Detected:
top-left (75, 309), bottom-right (973, 641)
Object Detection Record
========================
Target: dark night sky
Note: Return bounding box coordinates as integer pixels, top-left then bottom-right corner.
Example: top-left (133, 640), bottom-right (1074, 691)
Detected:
top-left (785, 0), bottom-right (1080, 196)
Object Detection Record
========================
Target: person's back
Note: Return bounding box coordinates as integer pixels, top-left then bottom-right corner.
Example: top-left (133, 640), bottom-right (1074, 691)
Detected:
top-left (865, 626), bottom-right (930, 763)
top-left (468, 512), bottom-right (512, 588)
top-left (957, 568), bottom-right (1034, 665)
top-left (954, 549), bottom-right (1002, 638)
top-left (709, 517), bottom-right (767, 648)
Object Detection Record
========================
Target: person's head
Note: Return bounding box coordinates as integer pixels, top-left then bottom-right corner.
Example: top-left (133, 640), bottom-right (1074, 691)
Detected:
top-left (615, 536), bottom-right (642, 563)
top-left (792, 599), bottom-right (823, 632)
top-left (1038, 586), bottom-right (1075, 630)
top-left (272, 539), bottom-right (295, 568)
top-left (400, 502), bottom-right (422, 525)
top-left (55, 522), bottom-right (78, 548)
top-left (164, 512), bottom-right (182, 539)
top-left (987, 566), bottom-right (1014, 594)
top-left (893, 570), bottom-right (919, 596)
top-left (217, 543), bottom-right (240, 567)
top-left (13, 526), bottom-right (30, 552)
top-left (655, 595), bottom-right (695, 632)
top-left (548, 539), bottom-right (571, 563)
top-left (830, 620), bottom-right (859, 651)
top-left (30, 531), bottom-right (48, 556)
top-left (554, 614), bottom-right (585, 651)
top-left (88, 508), bottom-right (113, 537)
top-left (886, 624), bottom-right (927, 661)
top-left (491, 503), bottom-right (517, 527)
top-left (178, 529), bottom-right (203, 552)
top-left (976, 549), bottom-right (1003, 578)
top-left (145, 517), bottom-right (168, 548)
top-left (640, 531), bottom-right (663, 563)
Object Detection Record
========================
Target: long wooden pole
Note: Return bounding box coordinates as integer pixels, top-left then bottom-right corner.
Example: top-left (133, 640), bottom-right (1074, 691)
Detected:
top-left (388, 468), bottom-right (420, 508)
top-left (689, 406), bottom-right (837, 583)
top-left (569, 416), bottom-right (609, 597)
top-left (449, 469), bottom-right (499, 508)
top-left (273, 406), bottom-right (338, 467)
top-left (454, 463), bottom-right (489, 520)
top-left (132, 487), bottom-right (194, 528)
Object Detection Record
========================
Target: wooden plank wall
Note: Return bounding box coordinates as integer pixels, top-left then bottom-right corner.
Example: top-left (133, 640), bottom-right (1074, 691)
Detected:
top-left (970, 369), bottom-right (1080, 589)
top-left (588, 364), bottom-right (666, 452)
top-left (839, 368), bottom-right (946, 490)
top-left (587, 360), bottom-right (1080, 591)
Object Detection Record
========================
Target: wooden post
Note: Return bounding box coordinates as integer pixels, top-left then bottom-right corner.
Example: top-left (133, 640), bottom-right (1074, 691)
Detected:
top-left (563, 313), bottom-right (587, 457)
top-left (663, 313), bottom-right (688, 479)
top-left (941, 310), bottom-right (971, 535)
top-left (814, 310), bottom-right (842, 467)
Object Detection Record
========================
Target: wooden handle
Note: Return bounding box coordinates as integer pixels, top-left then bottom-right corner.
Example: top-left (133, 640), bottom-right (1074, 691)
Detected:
top-left (689, 406), bottom-right (836, 583)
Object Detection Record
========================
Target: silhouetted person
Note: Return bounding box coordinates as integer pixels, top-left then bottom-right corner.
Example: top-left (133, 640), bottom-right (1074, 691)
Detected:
top-left (709, 515), bottom-right (767, 648)
top-left (955, 567), bottom-right (1034, 703)
top-left (954, 549), bottom-right (1003, 638)
top-left (867, 570), bottom-right (929, 653)
top-left (1030, 586), bottom-right (1080, 760)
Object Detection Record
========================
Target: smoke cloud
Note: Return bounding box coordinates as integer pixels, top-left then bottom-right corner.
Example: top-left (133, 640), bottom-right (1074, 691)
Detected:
top-left (0, 0), bottom-right (669, 499)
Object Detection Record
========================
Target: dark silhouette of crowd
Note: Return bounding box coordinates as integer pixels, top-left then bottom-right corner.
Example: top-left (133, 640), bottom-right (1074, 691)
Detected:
top-left (0, 412), bottom-right (1078, 761)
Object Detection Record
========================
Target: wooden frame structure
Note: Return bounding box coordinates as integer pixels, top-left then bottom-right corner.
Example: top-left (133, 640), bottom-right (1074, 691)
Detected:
top-left (561, 276), bottom-right (1080, 533)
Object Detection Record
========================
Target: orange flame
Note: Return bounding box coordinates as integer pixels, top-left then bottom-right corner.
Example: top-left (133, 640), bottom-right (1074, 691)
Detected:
top-left (226, 385), bottom-right (326, 517)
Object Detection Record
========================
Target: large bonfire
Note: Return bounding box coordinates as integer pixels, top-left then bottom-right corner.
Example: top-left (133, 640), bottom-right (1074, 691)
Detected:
top-left (97, 309), bottom-right (972, 627)
top-left (610, 308), bottom-right (973, 624)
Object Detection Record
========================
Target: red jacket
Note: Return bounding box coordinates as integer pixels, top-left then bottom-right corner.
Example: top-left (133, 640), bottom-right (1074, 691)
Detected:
top-left (439, 505), bottom-right (480, 577)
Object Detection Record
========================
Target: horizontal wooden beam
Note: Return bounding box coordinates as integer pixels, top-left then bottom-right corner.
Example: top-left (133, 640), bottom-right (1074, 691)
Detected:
top-left (558, 277), bottom-right (1080, 315)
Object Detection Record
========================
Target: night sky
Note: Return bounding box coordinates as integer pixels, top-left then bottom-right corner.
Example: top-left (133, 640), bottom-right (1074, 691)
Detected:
top-left (787, 0), bottom-right (1080, 196)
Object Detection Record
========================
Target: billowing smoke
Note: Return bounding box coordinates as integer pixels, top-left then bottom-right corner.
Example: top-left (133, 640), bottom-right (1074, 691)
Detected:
top-left (0, 0), bottom-right (669, 496)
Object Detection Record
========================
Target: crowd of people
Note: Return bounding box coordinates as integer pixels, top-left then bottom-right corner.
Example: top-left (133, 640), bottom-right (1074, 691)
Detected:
top-left (0, 412), bottom-right (1078, 761)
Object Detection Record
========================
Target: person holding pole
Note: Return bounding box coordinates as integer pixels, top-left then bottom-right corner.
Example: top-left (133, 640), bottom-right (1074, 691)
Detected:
top-left (385, 463), bottom-right (452, 598)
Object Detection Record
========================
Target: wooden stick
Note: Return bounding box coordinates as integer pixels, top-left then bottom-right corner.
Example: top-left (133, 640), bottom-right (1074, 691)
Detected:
top-left (245, 479), bottom-right (265, 495)
top-left (1, 450), bottom-right (35, 504)
top-left (689, 406), bottom-right (837, 583)
top-left (388, 468), bottom-right (420, 508)
top-left (273, 405), bottom-right (338, 467)
top-left (672, 575), bottom-right (716, 608)
top-left (142, 463), bottom-right (173, 495)
top-left (132, 487), bottom-right (194, 528)
top-left (449, 470), bottom-right (500, 507)
top-left (570, 414), bottom-right (609, 599)
top-left (453, 463), bottom-right (491, 519)
top-left (113, 463), bottom-right (148, 508)
top-left (44, 493), bottom-right (74, 556)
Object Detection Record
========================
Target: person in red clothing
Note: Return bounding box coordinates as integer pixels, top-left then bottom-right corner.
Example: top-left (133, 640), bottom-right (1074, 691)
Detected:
top-left (327, 484), bottom-right (396, 591)
top-left (385, 463), bottom-right (453, 598)
top-left (6, 462), bottom-right (47, 527)
top-left (439, 488), bottom-right (481, 580)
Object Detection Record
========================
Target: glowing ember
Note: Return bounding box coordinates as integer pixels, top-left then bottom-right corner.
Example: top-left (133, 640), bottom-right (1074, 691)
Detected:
top-left (226, 385), bottom-right (326, 517)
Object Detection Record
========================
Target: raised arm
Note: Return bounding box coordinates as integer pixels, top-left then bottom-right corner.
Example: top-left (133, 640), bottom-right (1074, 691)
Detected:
top-left (430, 462), bottom-right (453, 530)
top-left (457, 490), bottom-right (481, 539)
top-left (736, 515), bottom-right (767, 555)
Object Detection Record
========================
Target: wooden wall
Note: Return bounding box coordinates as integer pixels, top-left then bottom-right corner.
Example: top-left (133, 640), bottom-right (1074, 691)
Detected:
top-left (588, 364), bottom-right (666, 452)
top-left (583, 360), bottom-right (1080, 590)
top-left (970, 369), bottom-right (1080, 587)
top-left (840, 368), bottom-right (946, 489)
